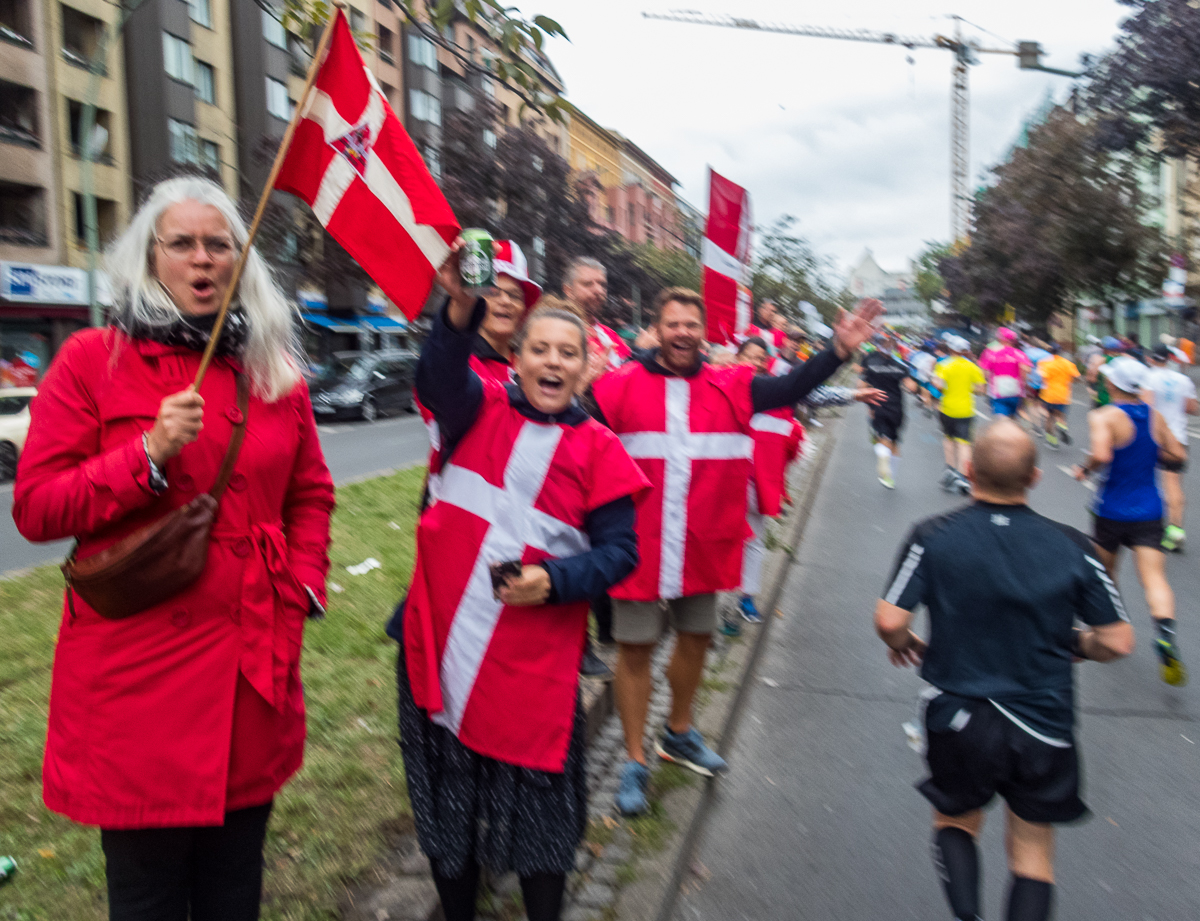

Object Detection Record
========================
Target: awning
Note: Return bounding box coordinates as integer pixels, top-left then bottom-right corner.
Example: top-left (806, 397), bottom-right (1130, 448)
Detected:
top-left (301, 313), bottom-right (362, 334)
top-left (359, 315), bottom-right (407, 332)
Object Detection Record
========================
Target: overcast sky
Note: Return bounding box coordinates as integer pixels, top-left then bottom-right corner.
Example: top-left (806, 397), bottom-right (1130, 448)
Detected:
top-left (534, 0), bottom-right (1129, 282)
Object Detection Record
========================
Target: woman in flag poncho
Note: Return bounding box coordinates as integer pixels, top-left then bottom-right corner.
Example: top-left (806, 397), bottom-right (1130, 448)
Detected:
top-left (386, 245), bottom-right (648, 921)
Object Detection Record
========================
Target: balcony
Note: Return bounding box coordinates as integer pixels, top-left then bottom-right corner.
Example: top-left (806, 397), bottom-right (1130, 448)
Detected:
top-left (67, 98), bottom-right (113, 164)
top-left (0, 0), bottom-right (34, 49)
top-left (61, 4), bottom-right (107, 73)
top-left (0, 80), bottom-right (40, 148)
top-left (0, 182), bottom-right (48, 247)
top-left (377, 24), bottom-right (395, 66)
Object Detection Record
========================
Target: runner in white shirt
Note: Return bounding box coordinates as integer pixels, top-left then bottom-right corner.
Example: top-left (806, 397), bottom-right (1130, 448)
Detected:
top-left (1142, 344), bottom-right (1200, 551)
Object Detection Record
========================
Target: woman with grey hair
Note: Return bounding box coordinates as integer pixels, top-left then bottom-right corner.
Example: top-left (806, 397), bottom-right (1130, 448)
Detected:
top-left (13, 175), bottom-right (335, 920)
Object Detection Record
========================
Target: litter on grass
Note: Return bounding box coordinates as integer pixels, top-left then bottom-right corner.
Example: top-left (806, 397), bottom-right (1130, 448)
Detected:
top-left (346, 558), bottom-right (382, 575)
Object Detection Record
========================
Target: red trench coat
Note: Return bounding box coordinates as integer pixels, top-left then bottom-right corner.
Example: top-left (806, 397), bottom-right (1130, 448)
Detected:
top-left (12, 329), bottom-right (335, 829)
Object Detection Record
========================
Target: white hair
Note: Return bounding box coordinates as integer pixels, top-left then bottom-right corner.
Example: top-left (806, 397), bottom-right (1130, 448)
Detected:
top-left (563, 256), bottom-right (606, 288)
top-left (105, 176), bottom-right (303, 402)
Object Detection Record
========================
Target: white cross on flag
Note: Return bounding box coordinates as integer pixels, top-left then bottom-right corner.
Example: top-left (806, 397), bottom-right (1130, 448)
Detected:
top-left (275, 10), bottom-right (459, 318)
top-left (620, 378), bottom-right (753, 599)
top-left (431, 423), bottom-right (590, 736)
top-left (702, 168), bottom-right (753, 345)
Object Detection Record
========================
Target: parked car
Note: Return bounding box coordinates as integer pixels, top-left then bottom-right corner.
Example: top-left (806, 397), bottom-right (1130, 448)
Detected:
top-left (0, 387), bottom-right (35, 482)
top-left (309, 350), bottom-right (418, 421)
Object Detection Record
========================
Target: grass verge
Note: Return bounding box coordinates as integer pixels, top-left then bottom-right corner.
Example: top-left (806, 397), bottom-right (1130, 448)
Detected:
top-left (0, 467), bottom-right (426, 921)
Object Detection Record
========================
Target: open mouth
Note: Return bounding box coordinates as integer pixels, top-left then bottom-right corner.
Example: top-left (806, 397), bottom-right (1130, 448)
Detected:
top-left (191, 279), bottom-right (215, 299)
top-left (537, 374), bottom-right (565, 398)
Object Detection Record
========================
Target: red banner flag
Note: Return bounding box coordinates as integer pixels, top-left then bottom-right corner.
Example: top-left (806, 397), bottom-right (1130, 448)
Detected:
top-left (701, 169), bottom-right (753, 345)
top-left (274, 11), bottom-right (460, 319)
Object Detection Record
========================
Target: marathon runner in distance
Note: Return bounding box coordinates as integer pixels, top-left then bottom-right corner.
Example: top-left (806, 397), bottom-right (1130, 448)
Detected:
top-left (933, 336), bottom-right (986, 495)
top-left (1073, 356), bottom-right (1188, 685)
top-left (860, 334), bottom-right (916, 489)
top-left (1141, 344), bottom-right (1199, 552)
top-left (909, 340), bottom-right (939, 416)
top-left (979, 328), bottom-right (1031, 419)
top-left (1035, 343), bottom-right (1079, 449)
top-left (876, 419), bottom-right (1134, 921)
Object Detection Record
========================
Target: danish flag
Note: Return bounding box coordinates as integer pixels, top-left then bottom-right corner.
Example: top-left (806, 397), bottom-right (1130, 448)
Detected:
top-left (702, 169), bottom-right (753, 345)
top-left (275, 10), bottom-right (459, 318)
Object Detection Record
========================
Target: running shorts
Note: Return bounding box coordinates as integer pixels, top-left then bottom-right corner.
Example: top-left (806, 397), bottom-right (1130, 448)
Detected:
top-left (612, 594), bottom-right (718, 644)
top-left (1160, 447), bottom-right (1188, 474)
top-left (939, 413), bottom-right (973, 443)
top-left (870, 407), bottom-right (904, 443)
top-left (918, 694), bottom-right (1086, 824)
top-left (1091, 515), bottom-right (1165, 552)
top-left (991, 396), bottom-right (1022, 417)
top-left (1041, 402), bottom-right (1069, 415)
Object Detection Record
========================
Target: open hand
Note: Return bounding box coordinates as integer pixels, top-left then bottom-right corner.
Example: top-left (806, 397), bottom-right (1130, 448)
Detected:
top-left (497, 564), bottom-right (552, 606)
top-left (147, 387), bottom-right (205, 465)
top-left (833, 299), bottom-right (885, 359)
top-left (854, 387), bottom-right (888, 406)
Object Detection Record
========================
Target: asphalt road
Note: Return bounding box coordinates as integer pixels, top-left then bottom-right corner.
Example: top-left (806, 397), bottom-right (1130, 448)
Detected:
top-left (0, 412), bottom-right (430, 576)
top-left (676, 398), bottom-right (1200, 920)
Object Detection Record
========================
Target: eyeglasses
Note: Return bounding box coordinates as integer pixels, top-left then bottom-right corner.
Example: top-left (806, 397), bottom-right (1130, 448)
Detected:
top-left (155, 234), bottom-right (239, 260)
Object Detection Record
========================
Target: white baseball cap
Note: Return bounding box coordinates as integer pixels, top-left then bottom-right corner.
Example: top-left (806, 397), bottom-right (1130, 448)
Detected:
top-left (491, 240), bottom-right (542, 309)
top-left (1099, 355), bottom-right (1147, 394)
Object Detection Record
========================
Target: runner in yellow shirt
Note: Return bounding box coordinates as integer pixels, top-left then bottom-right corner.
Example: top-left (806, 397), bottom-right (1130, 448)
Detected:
top-left (1037, 344), bottom-right (1080, 448)
top-left (933, 335), bottom-right (987, 494)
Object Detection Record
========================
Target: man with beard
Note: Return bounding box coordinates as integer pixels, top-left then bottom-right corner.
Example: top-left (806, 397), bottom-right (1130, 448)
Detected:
top-left (563, 257), bottom-right (630, 374)
top-left (592, 289), bottom-right (882, 815)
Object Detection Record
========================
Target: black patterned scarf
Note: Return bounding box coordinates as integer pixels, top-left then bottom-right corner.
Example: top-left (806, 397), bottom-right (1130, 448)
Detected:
top-left (113, 301), bottom-right (250, 359)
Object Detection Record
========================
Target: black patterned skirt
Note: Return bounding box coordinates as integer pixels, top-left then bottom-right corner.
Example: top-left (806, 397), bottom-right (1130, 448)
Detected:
top-left (393, 604), bottom-right (588, 879)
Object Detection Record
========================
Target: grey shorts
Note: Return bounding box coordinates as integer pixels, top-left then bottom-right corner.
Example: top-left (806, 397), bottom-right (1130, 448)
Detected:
top-left (611, 594), bottom-right (719, 645)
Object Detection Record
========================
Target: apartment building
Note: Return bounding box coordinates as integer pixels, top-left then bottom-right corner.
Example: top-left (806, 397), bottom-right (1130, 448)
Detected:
top-left (0, 0), bottom-right (133, 378)
top-left (123, 0), bottom-right (237, 199)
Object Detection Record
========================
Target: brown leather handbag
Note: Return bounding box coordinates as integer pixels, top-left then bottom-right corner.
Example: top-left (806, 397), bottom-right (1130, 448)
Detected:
top-left (61, 374), bottom-right (249, 620)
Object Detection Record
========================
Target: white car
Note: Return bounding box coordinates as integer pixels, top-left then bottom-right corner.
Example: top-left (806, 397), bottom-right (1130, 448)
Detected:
top-left (0, 387), bottom-right (35, 483)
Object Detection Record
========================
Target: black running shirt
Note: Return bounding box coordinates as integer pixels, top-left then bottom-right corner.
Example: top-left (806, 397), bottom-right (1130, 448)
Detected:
top-left (882, 501), bottom-right (1126, 742)
top-left (860, 350), bottom-right (910, 413)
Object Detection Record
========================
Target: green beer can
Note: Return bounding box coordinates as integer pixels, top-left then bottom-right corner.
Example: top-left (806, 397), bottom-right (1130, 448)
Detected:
top-left (459, 228), bottom-right (495, 292)
top-left (0, 856), bottom-right (16, 884)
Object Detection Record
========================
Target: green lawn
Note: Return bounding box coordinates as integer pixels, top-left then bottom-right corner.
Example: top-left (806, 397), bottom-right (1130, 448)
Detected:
top-left (0, 467), bottom-right (426, 920)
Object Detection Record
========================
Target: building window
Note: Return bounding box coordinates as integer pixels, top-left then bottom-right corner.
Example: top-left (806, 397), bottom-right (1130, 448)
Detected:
top-left (349, 7), bottom-right (365, 35)
top-left (377, 24), bottom-right (394, 64)
top-left (66, 98), bottom-right (112, 159)
top-left (483, 128), bottom-right (497, 149)
top-left (266, 76), bottom-right (290, 119)
top-left (0, 79), bottom-right (40, 147)
top-left (407, 31), bottom-right (437, 70)
top-left (61, 5), bottom-right (104, 70)
top-left (194, 60), bottom-right (215, 104)
top-left (168, 117), bottom-right (198, 164)
top-left (1, 0), bottom-right (35, 48)
top-left (408, 88), bottom-right (441, 126)
top-left (0, 181), bottom-right (46, 246)
top-left (188, 0), bottom-right (211, 29)
top-left (200, 139), bottom-right (220, 173)
top-left (531, 155), bottom-right (543, 172)
top-left (262, 7), bottom-right (286, 48)
top-left (163, 32), bottom-right (193, 84)
top-left (422, 143), bottom-right (441, 181)
top-left (72, 192), bottom-right (116, 246)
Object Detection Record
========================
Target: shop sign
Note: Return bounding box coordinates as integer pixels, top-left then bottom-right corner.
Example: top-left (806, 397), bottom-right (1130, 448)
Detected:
top-left (1, 262), bottom-right (112, 306)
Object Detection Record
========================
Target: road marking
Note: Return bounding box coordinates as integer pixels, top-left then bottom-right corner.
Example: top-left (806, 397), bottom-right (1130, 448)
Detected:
top-left (1058, 464), bottom-right (1095, 492)
top-left (317, 425), bottom-right (346, 434)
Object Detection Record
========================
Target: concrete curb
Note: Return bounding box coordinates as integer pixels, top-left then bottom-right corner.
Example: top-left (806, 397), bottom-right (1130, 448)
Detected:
top-left (650, 413), bottom-right (843, 921)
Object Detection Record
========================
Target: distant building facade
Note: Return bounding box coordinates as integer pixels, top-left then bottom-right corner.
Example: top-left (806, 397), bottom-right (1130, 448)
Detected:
top-left (847, 248), bottom-right (929, 328)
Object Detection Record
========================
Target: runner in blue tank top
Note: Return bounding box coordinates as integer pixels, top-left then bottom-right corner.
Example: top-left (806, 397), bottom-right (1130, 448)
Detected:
top-left (1073, 356), bottom-right (1189, 685)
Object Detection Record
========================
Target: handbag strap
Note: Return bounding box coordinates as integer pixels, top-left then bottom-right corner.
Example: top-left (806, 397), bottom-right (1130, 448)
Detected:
top-left (210, 372), bottom-right (249, 500)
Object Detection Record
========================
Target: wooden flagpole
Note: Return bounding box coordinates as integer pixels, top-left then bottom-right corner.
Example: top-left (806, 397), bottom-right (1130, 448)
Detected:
top-left (193, 0), bottom-right (347, 390)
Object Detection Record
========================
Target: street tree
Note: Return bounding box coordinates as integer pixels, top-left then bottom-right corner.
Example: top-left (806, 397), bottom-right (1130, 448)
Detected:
top-left (913, 242), bottom-right (952, 309)
top-left (940, 106), bottom-right (1166, 326)
top-left (1086, 0), bottom-right (1200, 158)
top-left (750, 216), bottom-right (844, 323)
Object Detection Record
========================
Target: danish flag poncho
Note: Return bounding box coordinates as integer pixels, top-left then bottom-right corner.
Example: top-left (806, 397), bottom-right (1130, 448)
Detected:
top-left (589, 322), bottom-right (631, 372)
top-left (593, 360), bottom-right (758, 600)
top-left (418, 352), bottom-right (512, 478)
top-left (750, 409), bottom-right (805, 517)
top-left (405, 384), bottom-right (647, 772)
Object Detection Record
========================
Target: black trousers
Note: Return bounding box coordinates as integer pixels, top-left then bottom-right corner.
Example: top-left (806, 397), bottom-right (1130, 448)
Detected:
top-left (592, 592), bottom-right (614, 644)
top-left (100, 801), bottom-right (273, 921)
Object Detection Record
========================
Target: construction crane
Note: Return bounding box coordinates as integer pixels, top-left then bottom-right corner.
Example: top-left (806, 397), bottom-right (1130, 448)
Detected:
top-left (642, 10), bottom-right (1080, 242)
